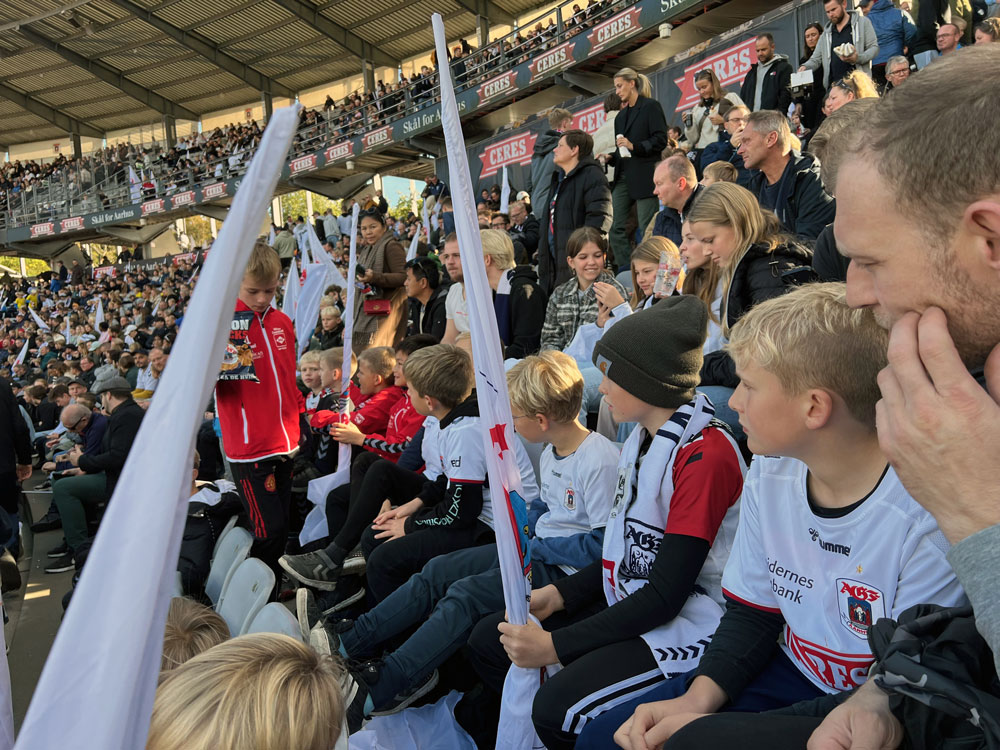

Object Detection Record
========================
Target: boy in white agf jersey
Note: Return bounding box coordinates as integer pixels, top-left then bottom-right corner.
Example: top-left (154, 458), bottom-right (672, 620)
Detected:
top-left (597, 283), bottom-right (966, 750)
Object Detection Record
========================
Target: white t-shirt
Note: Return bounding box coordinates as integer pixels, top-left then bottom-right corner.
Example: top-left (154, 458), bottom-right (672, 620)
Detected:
top-left (445, 283), bottom-right (470, 334)
top-left (536, 432), bottom-right (620, 573)
top-left (421, 416), bottom-right (442, 482)
top-left (436, 412), bottom-right (540, 529)
top-left (722, 456), bottom-right (966, 694)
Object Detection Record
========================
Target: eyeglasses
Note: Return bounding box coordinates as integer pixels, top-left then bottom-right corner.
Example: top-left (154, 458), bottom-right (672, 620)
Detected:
top-left (887, 68), bottom-right (909, 77)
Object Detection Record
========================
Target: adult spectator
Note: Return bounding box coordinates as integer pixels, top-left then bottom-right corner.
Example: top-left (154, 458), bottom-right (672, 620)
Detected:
top-left (353, 209), bottom-right (407, 351)
top-left (537, 130), bottom-right (612, 294)
top-left (826, 70), bottom-right (881, 111)
top-left (739, 33), bottom-right (794, 112)
top-left (936, 21), bottom-right (963, 54)
top-left (404, 257), bottom-right (448, 341)
top-left (682, 69), bottom-right (745, 174)
top-left (272, 226), bottom-right (296, 269)
top-left (799, 0), bottom-right (880, 88)
top-left (508, 200), bottom-right (539, 260)
top-left (608, 68), bottom-right (668, 270)
top-left (649, 154), bottom-right (703, 246)
top-left (859, 0), bottom-right (919, 86)
top-left (795, 23), bottom-right (827, 130)
top-left (292, 216), bottom-right (309, 252)
top-left (420, 175), bottom-right (449, 213)
top-left (78, 355), bottom-right (97, 388)
top-left (976, 17), bottom-right (1000, 42)
top-left (135, 346), bottom-right (167, 398)
top-left (530, 108), bottom-right (573, 220)
top-left (322, 208), bottom-right (340, 243)
top-left (70, 260), bottom-right (84, 286)
top-left (489, 213), bottom-right (509, 232)
top-left (312, 211), bottom-right (326, 243)
top-left (481, 229), bottom-right (547, 360)
top-left (884, 55), bottom-right (912, 88)
top-left (699, 106), bottom-right (752, 187)
top-left (338, 199), bottom-right (355, 237)
top-left (50, 375), bottom-right (143, 573)
top-left (739, 110), bottom-right (836, 241)
top-left (592, 92), bottom-right (623, 183)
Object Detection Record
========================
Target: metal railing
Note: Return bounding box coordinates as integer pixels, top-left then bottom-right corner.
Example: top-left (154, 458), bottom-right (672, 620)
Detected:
top-left (0, 0), bottom-right (631, 231)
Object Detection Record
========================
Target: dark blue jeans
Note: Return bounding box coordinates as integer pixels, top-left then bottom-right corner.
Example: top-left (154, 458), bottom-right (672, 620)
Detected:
top-left (575, 649), bottom-right (826, 749)
top-left (342, 544), bottom-right (565, 710)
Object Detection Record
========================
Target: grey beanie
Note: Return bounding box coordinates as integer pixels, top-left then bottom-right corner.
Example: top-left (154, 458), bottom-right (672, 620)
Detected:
top-left (592, 295), bottom-right (708, 408)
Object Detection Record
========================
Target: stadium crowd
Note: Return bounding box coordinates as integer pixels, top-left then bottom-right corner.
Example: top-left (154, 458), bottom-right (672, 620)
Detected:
top-left (2, 15), bottom-right (1000, 750)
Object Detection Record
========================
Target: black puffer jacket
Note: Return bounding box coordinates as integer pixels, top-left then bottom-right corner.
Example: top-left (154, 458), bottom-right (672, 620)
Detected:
top-left (747, 151), bottom-right (835, 243)
top-left (537, 157), bottom-right (612, 294)
top-left (701, 241), bottom-right (816, 388)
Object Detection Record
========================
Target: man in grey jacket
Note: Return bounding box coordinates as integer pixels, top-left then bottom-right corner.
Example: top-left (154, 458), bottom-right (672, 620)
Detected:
top-left (806, 44), bottom-right (1000, 750)
top-left (799, 0), bottom-right (880, 88)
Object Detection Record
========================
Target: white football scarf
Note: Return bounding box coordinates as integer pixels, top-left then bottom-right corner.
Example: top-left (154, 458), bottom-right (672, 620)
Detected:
top-left (602, 392), bottom-right (727, 676)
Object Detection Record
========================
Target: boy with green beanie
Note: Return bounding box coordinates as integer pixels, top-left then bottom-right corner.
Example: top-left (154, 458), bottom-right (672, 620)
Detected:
top-left (467, 295), bottom-right (747, 750)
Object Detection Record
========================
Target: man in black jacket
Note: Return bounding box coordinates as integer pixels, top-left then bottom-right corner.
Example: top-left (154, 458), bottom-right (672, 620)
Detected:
top-left (508, 201), bottom-right (540, 260)
top-left (739, 110), bottom-right (835, 241)
top-left (537, 130), bottom-right (612, 294)
top-left (739, 34), bottom-right (794, 113)
top-left (51, 375), bottom-right (144, 571)
top-left (404, 257), bottom-right (449, 341)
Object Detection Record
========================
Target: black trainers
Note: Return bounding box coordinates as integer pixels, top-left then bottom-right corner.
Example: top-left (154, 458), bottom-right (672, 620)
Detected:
top-left (47, 540), bottom-right (70, 558)
top-left (44, 552), bottom-right (75, 574)
top-left (370, 669), bottom-right (440, 716)
top-left (278, 550), bottom-right (342, 590)
top-left (342, 548), bottom-right (366, 576)
top-left (31, 512), bottom-right (62, 533)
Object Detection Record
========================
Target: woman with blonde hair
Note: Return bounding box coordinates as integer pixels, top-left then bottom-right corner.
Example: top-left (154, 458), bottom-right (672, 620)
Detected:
top-left (679, 220), bottom-right (724, 355)
top-left (147, 633), bottom-right (345, 750)
top-left (686, 182), bottom-right (813, 433)
top-left (825, 70), bottom-right (880, 113)
top-left (605, 67), bottom-right (668, 270)
top-left (682, 69), bottom-right (745, 160)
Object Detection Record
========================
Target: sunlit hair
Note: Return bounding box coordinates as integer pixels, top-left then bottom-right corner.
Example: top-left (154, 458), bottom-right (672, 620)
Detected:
top-left (480, 228), bottom-right (515, 271)
top-left (507, 350), bottom-right (584, 424)
top-left (727, 282), bottom-right (888, 428)
top-left (630, 236), bottom-right (679, 309)
top-left (403, 344), bottom-right (473, 408)
top-left (614, 67), bottom-right (652, 98)
top-left (243, 241), bottom-right (281, 284)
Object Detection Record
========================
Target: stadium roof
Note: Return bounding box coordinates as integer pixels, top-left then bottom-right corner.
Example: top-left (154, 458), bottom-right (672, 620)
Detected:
top-left (0, 0), bottom-right (537, 146)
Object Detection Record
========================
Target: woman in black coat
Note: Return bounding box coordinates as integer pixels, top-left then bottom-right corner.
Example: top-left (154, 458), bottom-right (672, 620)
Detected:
top-left (685, 183), bottom-right (815, 435)
top-left (605, 67), bottom-right (668, 271)
top-left (537, 130), bottom-right (612, 294)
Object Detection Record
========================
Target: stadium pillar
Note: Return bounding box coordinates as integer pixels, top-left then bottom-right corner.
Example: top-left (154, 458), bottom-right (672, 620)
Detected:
top-left (163, 115), bottom-right (176, 148)
top-left (362, 59), bottom-right (376, 96)
top-left (477, 16), bottom-right (490, 48)
top-left (72, 134), bottom-right (82, 158)
top-left (262, 92), bottom-right (274, 121)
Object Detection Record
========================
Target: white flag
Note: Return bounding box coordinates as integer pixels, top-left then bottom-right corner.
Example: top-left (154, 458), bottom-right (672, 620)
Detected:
top-left (128, 165), bottom-right (142, 204)
top-left (64, 315), bottom-right (72, 343)
top-left (28, 307), bottom-right (49, 331)
top-left (268, 225), bottom-right (276, 246)
top-left (299, 203), bottom-right (360, 546)
top-left (307, 221), bottom-right (347, 288)
top-left (431, 16), bottom-right (546, 750)
top-left (282, 258), bottom-right (299, 319)
top-left (499, 165), bottom-right (511, 214)
top-left (295, 263), bottom-right (327, 358)
top-left (300, 227), bottom-right (313, 267)
top-left (406, 229), bottom-right (420, 262)
top-left (421, 199), bottom-right (431, 244)
top-left (94, 298), bottom-right (104, 327)
top-left (13, 340), bottom-right (29, 367)
top-left (12, 105), bottom-right (300, 750)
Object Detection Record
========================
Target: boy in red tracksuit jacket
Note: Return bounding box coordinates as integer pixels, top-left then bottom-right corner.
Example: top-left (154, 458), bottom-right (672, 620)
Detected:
top-left (330, 334), bottom-right (437, 462)
top-left (216, 242), bottom-right (301, 583)
top-left (336, 347), bottom-right (404, 438)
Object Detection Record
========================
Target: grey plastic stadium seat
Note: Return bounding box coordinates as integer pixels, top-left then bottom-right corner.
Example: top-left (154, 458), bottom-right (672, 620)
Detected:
top-left (204, 525), bottom-right (252, 605)
top-left (215, 557), bottom-right (274, 636)
top-left (212, 515), bottom-right (239, 558)
top-left (246, 602), bottom-right (303, 641)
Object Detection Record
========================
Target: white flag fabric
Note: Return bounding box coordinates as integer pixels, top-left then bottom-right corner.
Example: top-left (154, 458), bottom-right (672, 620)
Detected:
top-left (64, 314), bottom-right (71, 344)
top-left (282, 258), bottom-right (299, 319)
top-left (94, 298), bottom-right (104, 327)
top-left (299, 203), bottom-right (360, 546)
top-left (28, 307), bottom-right (49, 331)
top-left (268, 225), bottom-right (276, 246)
top-left (308, 221), bottom-right (348, 288)
top-left (295, 263), bottom-right (327, 358)
top-left (431, 16), bottom-right (544, 750)
top-left (499, 165), bottom-right (511, 214)
top-left (128, 165), bottom-right (142, 204)
top-left (301, 227), bottom-right (314, 267)
top-left (421, 200), bottom-right (431, 245)
top-left (406, 229), bottom-right (420, 262)
top-left (12, 105), bottom-right (300, 750)
top-left (13, 340), bottom-right (28, 367)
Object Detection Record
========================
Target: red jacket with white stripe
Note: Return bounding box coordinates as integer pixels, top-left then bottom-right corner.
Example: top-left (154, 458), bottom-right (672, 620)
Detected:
top-left (350, 385), bottom-right (406, 437)
top-left (360, 394), bottom-right (426, 462)
top-left (216, 301), bottom-right (302, 462)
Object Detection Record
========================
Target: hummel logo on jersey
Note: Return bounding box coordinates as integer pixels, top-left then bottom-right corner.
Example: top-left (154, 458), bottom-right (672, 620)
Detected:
top-left (808, 528), bottom-right (851, 557)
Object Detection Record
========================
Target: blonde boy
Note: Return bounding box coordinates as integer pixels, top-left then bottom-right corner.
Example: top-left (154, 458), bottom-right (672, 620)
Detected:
top-left (598, 283), bottom-right (966, 749)
top-left (299, 350), bottom-right (323, 406)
